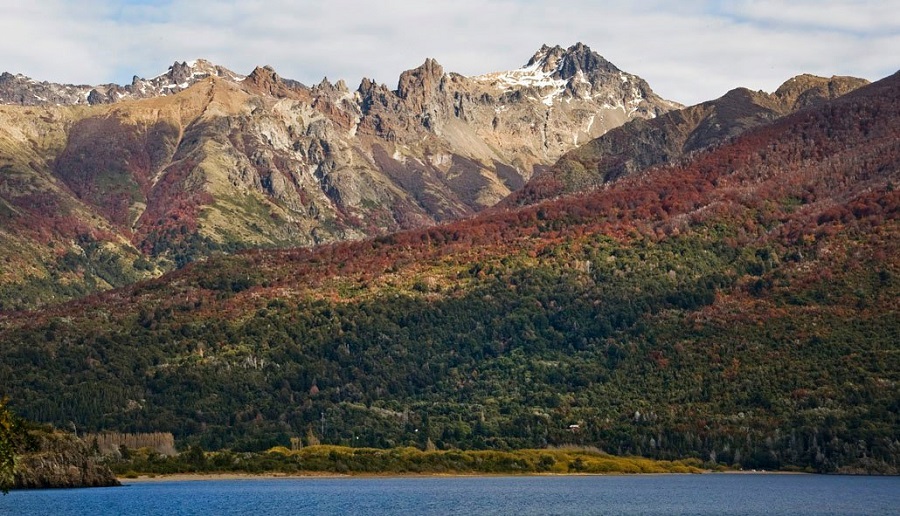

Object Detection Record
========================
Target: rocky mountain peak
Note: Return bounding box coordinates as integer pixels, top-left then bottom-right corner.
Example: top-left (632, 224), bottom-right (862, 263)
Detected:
top-left (395, 58), bottom-right (449, 130)
top-left (0, 71), bottom-right (92, 106)
top-left (525, 44), bottom-right (578, 76)
top-left (557, 43), bottom-right (619, 80)
top-left (317, 77), bottom-right (333, 89)
top-left (773, 74), bottom-right (870, 110)
top-left (526, 42), bottom-right (618, 80)
top-left (311, 77), bottom-right (353, 99)
top-left (245, 65), bottom-right (310, 98)
top-left (357, 77), bottom-right (378, 96)
top-left (471, 42), bottom-right (676, 121)
top-left (248, 65), bottom-right (279, 83)
top-left (246, 65), bottom-right (281, 95)
top-left (169, 60), bottom-right (198, 84)
top-left (397, 58), bottom-right (445, 100)
top-left (152, 59), bottom-right (245, 87)
top-left (0, 71), bottom-right (20, 83)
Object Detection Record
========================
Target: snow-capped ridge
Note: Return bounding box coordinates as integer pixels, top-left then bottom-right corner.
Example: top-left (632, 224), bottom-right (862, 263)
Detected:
top-left (150, 59), bottom-right (245, 86)
top-left (522, 42), bottom-right (619, 80)
top-left (473, 43), bottom-right (636, 108)
top-left (0, 58), bottom-right (251, 106)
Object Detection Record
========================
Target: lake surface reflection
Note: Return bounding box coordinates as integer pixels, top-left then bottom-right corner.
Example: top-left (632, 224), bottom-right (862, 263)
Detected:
top-left (3, 474), bottom-right (898, 515)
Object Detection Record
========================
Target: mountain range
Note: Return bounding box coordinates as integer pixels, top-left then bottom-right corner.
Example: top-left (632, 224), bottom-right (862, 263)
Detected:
top-left (0, 44), bottom-right (877, 311)
top-left (0, 43), bottom-right (679, 309)
top-left (0, 40), bottom-right (896, 475)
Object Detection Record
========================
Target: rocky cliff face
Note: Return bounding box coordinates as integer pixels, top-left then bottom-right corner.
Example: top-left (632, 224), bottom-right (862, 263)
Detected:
top-left (506, 74), bottom-right (869, 206)
top-left (0, 43), bottom-right (678, 308)
top-left (13, 430), bottom-right (120, 489)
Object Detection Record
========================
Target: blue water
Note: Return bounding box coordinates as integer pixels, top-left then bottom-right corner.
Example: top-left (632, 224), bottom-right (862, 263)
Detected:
top-left (2, 474), bottom-right (898, 515)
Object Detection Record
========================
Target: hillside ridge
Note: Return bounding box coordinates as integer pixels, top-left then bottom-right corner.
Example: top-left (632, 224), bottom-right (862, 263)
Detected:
top-left (1, 70), bottom-right (896, 474)
top-left (504, 73), bottom-right (871, 207)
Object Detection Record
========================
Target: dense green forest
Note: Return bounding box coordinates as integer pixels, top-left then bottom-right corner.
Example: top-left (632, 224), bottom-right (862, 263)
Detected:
top-left (0, 71), bottom-right (898, 475)
top-left (2, 206), bottom-right (895, 473)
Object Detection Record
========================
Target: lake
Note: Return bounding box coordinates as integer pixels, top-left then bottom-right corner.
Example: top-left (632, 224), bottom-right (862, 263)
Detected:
top-left (2, 474), bottom-right (898, 515)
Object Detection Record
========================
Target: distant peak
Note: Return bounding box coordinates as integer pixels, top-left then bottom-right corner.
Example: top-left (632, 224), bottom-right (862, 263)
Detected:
top-left (773, 73), bottom-right (869, 110)
top-left (148, 58), bottom-right (244, 85)
top-left (774, 73), bottom-right (868, 95)
top-left (412, 58), bottom-right (444, 77)
top-left (254, 65), bottom-right (278, 74)
top-left (245, 66), bottom-right (286, 94)
top-left (525, 44), bottom-right (565, 71)
top-left (525, 43), bottom-right (618, 79)
top-left (168, 60), bottom-right (197, 82)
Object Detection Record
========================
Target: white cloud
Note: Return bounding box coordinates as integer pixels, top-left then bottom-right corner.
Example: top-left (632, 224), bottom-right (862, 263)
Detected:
top-left (0, 0), bottom-right (897, 105)
top-left (0, 0), bottom-right (115, 84)
top-left (725, 0), bottom-right (900, 34)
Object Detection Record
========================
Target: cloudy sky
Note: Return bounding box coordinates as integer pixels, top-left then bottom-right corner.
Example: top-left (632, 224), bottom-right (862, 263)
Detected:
top-left (2, 0), bottom-right (898, 105)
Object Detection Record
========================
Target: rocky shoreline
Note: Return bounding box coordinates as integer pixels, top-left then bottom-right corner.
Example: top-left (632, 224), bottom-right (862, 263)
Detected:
top-left (13, 430), bottom-right (119, 490)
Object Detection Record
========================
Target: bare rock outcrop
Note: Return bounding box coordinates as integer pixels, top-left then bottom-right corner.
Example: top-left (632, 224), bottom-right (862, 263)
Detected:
top-left (13, 430), bottom-right (120, 489)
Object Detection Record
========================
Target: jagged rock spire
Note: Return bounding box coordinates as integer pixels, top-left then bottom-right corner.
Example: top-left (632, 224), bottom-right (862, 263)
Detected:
top-left (526, 42), bottom-right (619, 80)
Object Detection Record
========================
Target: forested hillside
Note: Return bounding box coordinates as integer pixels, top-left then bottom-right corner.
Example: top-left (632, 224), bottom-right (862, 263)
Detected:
top-left (0, 71), bottom-right (897, 473)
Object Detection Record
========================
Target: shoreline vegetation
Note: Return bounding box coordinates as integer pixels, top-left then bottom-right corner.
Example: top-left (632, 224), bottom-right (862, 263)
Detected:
top-left (0, 415), bottom-right (828, 492)
top-left (111, 445), bottom-right (711, 480)
top-left (118, 468), bottom-right (807, 484)
top-left (118, 472), bottom-right (666, 484)
top-left (0, 414), bottom-right (824, 492)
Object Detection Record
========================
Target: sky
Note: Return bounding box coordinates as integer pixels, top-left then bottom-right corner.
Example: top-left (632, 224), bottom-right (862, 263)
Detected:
top-left (1, 0), bottom-right (898, 105)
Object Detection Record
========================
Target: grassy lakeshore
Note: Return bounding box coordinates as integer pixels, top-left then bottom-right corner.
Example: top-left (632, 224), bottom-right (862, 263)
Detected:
top-left (120, 472), bottom-right (347, 483)
top-left (113, 445), bottom-right (708, 479)
top-left (120, 468), bottom-right (816, 484)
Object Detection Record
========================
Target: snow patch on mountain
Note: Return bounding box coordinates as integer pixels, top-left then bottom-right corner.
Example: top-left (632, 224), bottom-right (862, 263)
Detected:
top-left (473, 56), bottom-right (568, 106)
